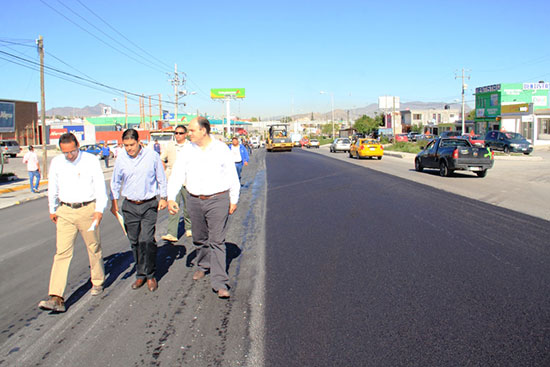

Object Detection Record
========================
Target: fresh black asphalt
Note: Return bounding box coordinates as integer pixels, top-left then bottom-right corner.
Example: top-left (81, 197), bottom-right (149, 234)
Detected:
top-left (264, 148), bottom-right (550, 367)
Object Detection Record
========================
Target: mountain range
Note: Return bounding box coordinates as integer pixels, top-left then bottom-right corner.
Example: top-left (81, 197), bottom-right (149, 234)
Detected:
top-left (47, 101), bottom-right (471, 120)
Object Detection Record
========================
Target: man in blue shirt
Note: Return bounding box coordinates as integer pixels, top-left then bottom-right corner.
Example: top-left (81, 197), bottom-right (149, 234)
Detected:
top-left (110, 129), bottom-right (167, 292)
top-left (229, 137), bottom-right (249, 182)
top-left (101, 144), bottom-right (110, 168)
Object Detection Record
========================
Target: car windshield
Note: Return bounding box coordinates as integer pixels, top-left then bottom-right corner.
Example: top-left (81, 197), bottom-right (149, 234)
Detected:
top-left (504, 132), bottom-right (523, 140)
top-left (336, 139), bottom-right (350, 143)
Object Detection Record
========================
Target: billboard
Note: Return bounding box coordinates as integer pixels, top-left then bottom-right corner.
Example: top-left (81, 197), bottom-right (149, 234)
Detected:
top-left (378, 96), bottom-right (400, 110)
top-left (0, 102), bottom-right (15, 133)
top-left (211, 88), bottom-right (245, 99)
top-left (64, 125), bottom-right (85, 140)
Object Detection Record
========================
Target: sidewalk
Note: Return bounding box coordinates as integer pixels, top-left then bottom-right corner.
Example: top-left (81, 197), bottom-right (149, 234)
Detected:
top-left (0, 165), bottom-right (114, 210)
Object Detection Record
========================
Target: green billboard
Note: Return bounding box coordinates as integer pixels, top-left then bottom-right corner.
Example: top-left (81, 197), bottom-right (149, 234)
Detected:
top-left (210, 88), bottom-right (245, 99)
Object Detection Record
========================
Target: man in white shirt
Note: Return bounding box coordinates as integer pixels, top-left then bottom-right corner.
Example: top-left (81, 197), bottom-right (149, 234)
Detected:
top-left (167, 117), bottom-right (240, 299)
top-left (22, 145), bottom-right (41, 193)
top-left (38, 133), bottom-right (108, 313)
top-left (161, 125), bottom-right (192, 242)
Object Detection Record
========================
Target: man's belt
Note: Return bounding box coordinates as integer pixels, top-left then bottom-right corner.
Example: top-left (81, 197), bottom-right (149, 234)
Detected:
top-left (60, 200), bottom-right (95, 209)
top-left (125, 197), bottom-right (156, 205)
top-left (189, 190), bottom-right (228, 200)
top-left (234, 161), bottom-right (242, 164)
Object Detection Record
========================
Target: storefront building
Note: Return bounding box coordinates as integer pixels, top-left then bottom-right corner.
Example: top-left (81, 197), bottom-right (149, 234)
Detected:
top-left (475, 83), bottom-right (550, 145)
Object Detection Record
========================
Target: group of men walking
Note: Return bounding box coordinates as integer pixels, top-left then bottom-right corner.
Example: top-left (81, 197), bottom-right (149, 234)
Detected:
top-left (38, 117), bottom-right (243, 313)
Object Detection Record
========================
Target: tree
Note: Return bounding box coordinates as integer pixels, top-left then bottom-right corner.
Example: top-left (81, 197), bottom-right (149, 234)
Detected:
top-left (353, 115), bottom-right (380, 134)
top-left (251, 117), bottom-right (258, 122)
top-left (468, 109), bottom-right (476, 120)
top-left (411, 124), bottom-right (423, 133)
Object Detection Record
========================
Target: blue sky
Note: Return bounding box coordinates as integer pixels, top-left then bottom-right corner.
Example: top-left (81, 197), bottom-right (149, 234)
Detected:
top-left (1, 0), bottom-right (549, 118)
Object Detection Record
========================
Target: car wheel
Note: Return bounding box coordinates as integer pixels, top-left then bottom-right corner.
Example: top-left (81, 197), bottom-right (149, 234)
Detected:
top-left (439, 161), bottom-right (450, 177)
top-left (415, 158), bottom-right (423, 172)
top-left (377, 156), bottom-right (382, 160)
top-left (355, 151), bottom-right (360, 159)
top-left (523, 152), bottom-right (530, 155)
top-left (504, 145), bottom-right (510, 154)
top-left (349, 151), bottom-right (353, 158)
top-left (11, 154), bottom-right (16, 158)
top-left (476, 169), bottom-right (488, 178)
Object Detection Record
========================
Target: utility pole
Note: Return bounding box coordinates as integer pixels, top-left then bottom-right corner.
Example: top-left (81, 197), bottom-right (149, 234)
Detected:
top-left (124, 93), bottom-right (128, 128)
top-left (456, 68), bottom-right (470, 133)
top-left (148, 96), bottom-right (152, 128)
top-left (169, 64), bottom-right (185, 125)
top-left (158, 94), bottom-right (162, 123)
top-left (37, 35), bottom-right (47, 178)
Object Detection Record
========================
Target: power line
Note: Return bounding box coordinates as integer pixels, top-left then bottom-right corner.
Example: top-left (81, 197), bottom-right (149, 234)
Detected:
top-left (39, 0), bottom-right (168, 74)
top-left (74, 0), bottom-right (173, 71)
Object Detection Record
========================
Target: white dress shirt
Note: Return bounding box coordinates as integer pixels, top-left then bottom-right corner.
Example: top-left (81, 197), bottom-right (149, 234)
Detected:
top-left (48, 151), bottom-right (108, 214)
top-left (167, 137), bottom-right (240, 204)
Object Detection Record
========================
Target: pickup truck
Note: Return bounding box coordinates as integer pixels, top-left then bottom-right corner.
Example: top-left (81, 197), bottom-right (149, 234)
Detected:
top-left (415, 138), bottom-right (494, 177)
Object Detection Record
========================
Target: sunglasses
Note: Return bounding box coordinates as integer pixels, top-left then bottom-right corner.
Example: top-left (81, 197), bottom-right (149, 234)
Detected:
top-left (174, 132), bottom-right (187, 135)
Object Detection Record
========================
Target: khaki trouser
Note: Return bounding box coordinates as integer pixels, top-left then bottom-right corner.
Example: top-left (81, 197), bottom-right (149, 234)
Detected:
top-left (48, 202), bottom-right (105, 298)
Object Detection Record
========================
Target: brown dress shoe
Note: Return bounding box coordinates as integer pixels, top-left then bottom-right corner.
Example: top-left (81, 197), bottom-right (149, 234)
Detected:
top-left (132, 278), bottom-right (146, 289)
top-left (192, 270), bottom-right (206, 280)
top-left (218, 289), bottom-right (230, 299)
top-left (147, 278), bottom-right (158, 292)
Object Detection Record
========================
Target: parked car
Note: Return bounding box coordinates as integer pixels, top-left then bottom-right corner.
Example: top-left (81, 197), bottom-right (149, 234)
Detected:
top-left (440, 131), bottom-right (461, 138)
top-left (395, 134), bottom-right (409, 142)
top-left (407, 132), bottom-right (420, 142)
top-left (415, 137), bottom-right (494, 177)
top-left (250, 136), bottom-right (261, 149)
top-left (460, 134), bottom-right (485, 147)
top-left (307, 139), bottom-right (320, 148)
top-left (329, 138), bottom-right (351, 153)
top-left (417, 134), bottom-right (436, 142)
top-left (80, 144), bottom-right (105, 159)
top-left (349, 138), bottom-right (383, 159)
top-left (484, 131), bottom-right (533, 154)
top-left (0, 140), bottom-right (21, 157)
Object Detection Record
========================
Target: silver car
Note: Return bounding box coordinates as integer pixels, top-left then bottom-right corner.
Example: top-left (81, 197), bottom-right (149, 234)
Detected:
top-left (0, 140), bottom-right (21, 157)
top-left (329, 138), bottom-right (351, 152)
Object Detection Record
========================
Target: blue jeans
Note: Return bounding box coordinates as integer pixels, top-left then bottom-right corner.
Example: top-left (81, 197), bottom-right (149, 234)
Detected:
top-left (235, 162), bottom-right (243, 180)
top-left (28, 170), bottom-right (40, 191)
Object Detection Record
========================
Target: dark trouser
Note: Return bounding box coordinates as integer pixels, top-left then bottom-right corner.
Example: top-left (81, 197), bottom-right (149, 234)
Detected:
top-left (166, 186), bottom-right (191, 237)
top-left (103, 155), bottom-right (109, 168)
top-left (122, 198), bottom-right (158, 280)
top-left (187, 191), bottom-right (230, 291)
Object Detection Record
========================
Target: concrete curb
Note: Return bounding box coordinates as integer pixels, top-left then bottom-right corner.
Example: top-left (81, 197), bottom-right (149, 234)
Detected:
top-left (383, 150), bottom-right (542, 161)
top-left (0, 180), bottom-right (48, 194)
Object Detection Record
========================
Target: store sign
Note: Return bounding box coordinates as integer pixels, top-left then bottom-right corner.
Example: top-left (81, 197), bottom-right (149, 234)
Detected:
top-left (64, 125), bottom-right (85, 140)
top-left (522, 115), bottom-right (534, 122)
top-left (475, 84), bottom-right (501, 94)
top-left (50, 128), bottom-right (68, 139)
top-left (532, 95), bottom-right (548, 107)
top-left (0, 102), bottom-right (15, 133)
top-left (476, 109), bottom-right (485, 117)
top-left (501, 103), bottom-right (529, 113)
top-left (523, 82), bottom-right (549, 90)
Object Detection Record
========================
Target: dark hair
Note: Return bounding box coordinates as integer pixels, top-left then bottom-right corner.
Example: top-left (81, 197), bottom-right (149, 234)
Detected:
top-left (59, 133), bottom-right (78, 147)
top-left (122, 128), bottom-right (139, 141)
top-left (197, 117), bottom-right (210, 134)
top-left (28, 145), bottom-right (33, 150)
top-left (175, 125), bottom-right (187, 133)
top-left (232, 136), bottom-right (239, 141)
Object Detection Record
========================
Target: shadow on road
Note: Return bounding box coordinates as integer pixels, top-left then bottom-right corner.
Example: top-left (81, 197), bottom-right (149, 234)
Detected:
top-left (156, 243), bottom-right (187, 281)
top-left (184, 242), bottom-right (242, 273)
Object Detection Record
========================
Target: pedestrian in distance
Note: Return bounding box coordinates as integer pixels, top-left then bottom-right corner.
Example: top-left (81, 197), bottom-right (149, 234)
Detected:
top-left (153, 139), bottom-right (161, 155)
top-left (110, 129), bottom-right (167, 292)
top-left (230, 136), bottom-right (249, 182)
top-left (167, 117), bottom-right (240, 299)
top-left (22, 145), bottom-right (41, 193)
top-left (38, 133), bottom-right (108, 313)
top-left (160, 125), bottom-right (192, 242)
top-left (101, 144), bottom-right (110, 168)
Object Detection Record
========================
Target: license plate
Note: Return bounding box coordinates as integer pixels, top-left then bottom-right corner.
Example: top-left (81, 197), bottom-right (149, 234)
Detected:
top-left (369, 147), bottom-right (376, 151)
top-left (469, 167), bottom-right (482, 171)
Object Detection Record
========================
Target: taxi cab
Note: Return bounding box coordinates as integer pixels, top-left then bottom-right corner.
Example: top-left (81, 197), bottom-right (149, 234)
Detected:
top-left (349, 138), bottom-right (383, 159)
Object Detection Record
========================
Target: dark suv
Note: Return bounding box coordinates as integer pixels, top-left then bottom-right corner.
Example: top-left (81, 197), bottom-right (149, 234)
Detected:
top-left (484, 131), bottom-right (533, 154)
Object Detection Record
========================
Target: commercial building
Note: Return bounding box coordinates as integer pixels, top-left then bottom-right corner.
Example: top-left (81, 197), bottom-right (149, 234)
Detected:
top-left (400, 107), bottom-right (462, 135)
top-left (475, 82), bottom-right (550, 145)
top-left (0, 99), bottom-right (41, 145)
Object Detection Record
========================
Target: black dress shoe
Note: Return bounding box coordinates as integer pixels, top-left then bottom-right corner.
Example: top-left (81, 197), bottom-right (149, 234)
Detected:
top-left (147, 278), bottom-right (158, 292)
top-left (132, 278), bottom-right (146, 289)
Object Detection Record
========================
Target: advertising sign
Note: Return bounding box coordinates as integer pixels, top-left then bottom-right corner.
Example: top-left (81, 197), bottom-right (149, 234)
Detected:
top-left (64, 125), bottom-right (85, 140)
top-left (523, 82), bottom-right (549, 90)
top-left (0, 102), bottom-right (15, 133)
top-left (50, 128), bottom-right (68, 140)
top-left (378, 96), bottom-right (400, 110)
top-left (210, 88), bottom-right (245, 99)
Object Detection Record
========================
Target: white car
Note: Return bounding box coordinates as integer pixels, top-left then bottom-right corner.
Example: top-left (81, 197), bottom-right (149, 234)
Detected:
top-left (329, 138), bottom-right (351, 152)
top-left (307, 139), bottom-right (320, 148)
